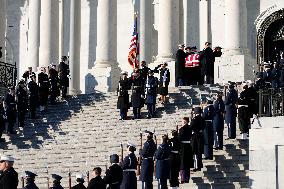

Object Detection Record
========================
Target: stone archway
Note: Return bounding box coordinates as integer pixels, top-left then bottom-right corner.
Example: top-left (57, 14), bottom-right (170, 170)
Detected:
top-left (256, 8), bottom-right (284, 64)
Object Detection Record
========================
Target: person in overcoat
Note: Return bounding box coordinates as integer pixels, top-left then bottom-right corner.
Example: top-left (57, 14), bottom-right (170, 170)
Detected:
top-left (213, 93), bottom-right (225, 150)
top-left (38, 67), bottom-right (49, 112)
top-left (225, 83), bottom-right (238, 139)
top-left (175, 44), bottom-right (187, 86)
top-left (145, 70), bottom-right (158, 118)
top-left (104, 154), bottom-right (123, 189)
top-left (153, 62), bottom-right (170, 104)
top-left (49, 65), bottom-right (60, 105)
top-left (0, 155), bottom-right (18, 189)
top-left (58, 56), bottom-right (70, 98)
top-left (238, 84), bottom-right (250, 139)
top-left (117, 71), bottom-right (131, 120)
top-left (199, 42), bottom-right (215, 84)
top-left (27, 75), bottom-right (38, 119)
top-left (130, 69), bottom-right (143, 119)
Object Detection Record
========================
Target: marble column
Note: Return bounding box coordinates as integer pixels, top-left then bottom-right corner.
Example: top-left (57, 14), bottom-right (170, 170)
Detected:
top-left (93, 0), bottom-right (120, 92)
top-left (69, 0), bottom-right (81, 95)
top-left (59, 0), bottom-right (65, 59)
top-left (139, 0), bottom-right (153, 64)
top-left (157, 0), bottom-right (179, 63)
top-left (199, 0), bottom-right (211, 50)
top-left (0, 0), bottom-right (6, 61)
top-left (28, 0), bottom-right (40, 72)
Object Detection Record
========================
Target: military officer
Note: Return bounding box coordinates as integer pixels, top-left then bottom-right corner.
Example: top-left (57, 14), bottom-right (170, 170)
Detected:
top-left (104, 154), bottom-right (123, 189)
top-left (50, 174), bottom-right (64, 189)
top-left (49, 65), bottom-right (60, 105)
top-left (145, 70), bottom-right (158, 118)
top-left (71, 174), bottom-right (86, 189)
top-left (16, 80), bottom-right (27, 128)
top-left (38, 67), bottom-right (49, 112)
top-left (23, 171), bottom-right (39, 189)
top-left (154, 62), bottom-right (170, 104)
top-left (225, 83), bottom-right (238, 139)
top-left (120, 143), bottom-right (137, 189)
top-left (130, 69), bottom-right (143, 119)
top-left (140, 130), bottom-right (157, 189)
top-left (238, 84), bottom-right (250, 139)
top-left (213, 93), bottom-right (225, 150)
top-left (3, 86), bottom-right (17, 134)
top-left (0, 155), bottom-right (18, 189)
top-left (117, 71), bottom-right (131, 120)
top-left (58, 56), bottom-right (70, 98)
top-left (140, 61), bottom-right (151, 94)
top-left (27, 75), bottom-right (38, 119)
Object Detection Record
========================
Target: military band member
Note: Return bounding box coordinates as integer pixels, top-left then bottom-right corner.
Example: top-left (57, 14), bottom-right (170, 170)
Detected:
top-left (0, 155), bottom-right (18, 189)
top-left (130, 69), bottom-right (143, 119)
top-left (3, 86), bottom-right (17, 134)
top-left (140, 130), bottom-right (157, 189)
top-left (104, 154), bottom-right (123, 189)
top-left (72, 174), bottom-right (86, 189)
top-left (178, 117), bottom-right (193, 183)
top-left (154, 62), bottom-right (170, 104)
top-left (120, 142), bottom-right (137, 189)
top-left (87, 167), bottom-right (106, 189)
top-left (23, 171), bottom-right (39, 189)
top-left (117, 71), bottom-right (131, 120)
top-left (225, 83), bottom-right (238, 139)
top-left (213, 93), bottom-right (225, 150)
top-left (16, 80), bottom-right (27, 128)
top-left (49, 65), bottom-right (60, 105)
top-left (28, 75), bottom-right (38, 119)
top-left (145, 70), bottom-right (158, 119)
top-left (50, 174), bottom-right (64, 189)
top-left (202, 98), bottom-right (215, 160)
top-left (38, 67), bottom-right (49, 112)
top-left (168, 130), bottom-right (181, 188)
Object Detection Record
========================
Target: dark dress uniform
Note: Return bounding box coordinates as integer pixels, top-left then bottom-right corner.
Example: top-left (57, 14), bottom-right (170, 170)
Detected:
top-left (104, 163), bottom-right (123, 189)
top-left (178, 123), bottom-right (193, 183)
top-left (87, 176), bottom-right (106, 189)
top-left (49, 68), bottom-right (60, 105)
top-left (120, 152), bottom-right (137, 189)
top-left (0, 167), bottom-right (19, 189)
top-left (213, 98), bottom-right (225, 149)
top-left (140, 66), bottom-right (151, 95)
top-left (117, 79), bottom-right (130, 120)
top-left (4, 92), bottom-right (17, 133)
top-left (58, 61), bottom-right (70, 98)
top-left (154, 65), bottom-right (170, 96)
top-left (238, 90), bottom-right (250, 136)
top-left (71, 183), bottom-right (86, 189)
top-left (50, 184), bottom-right (64, 189)
top-left (28, 80), bottom-right (38, 119)
top-left (225, 88), bottom-right (238, 139)
top-left (168, 135), bottom-right (181, 187)
top-left (23, 171), bottom-right (39, 189)
top-left (155, 142), bottom-right (171, 189)
top-left (130, 75), bottom-right (143, 119)
top-left (191, 114), bottom-right (206, 170)
top-left (23, 182), bottom-right (39, 189)
top-left (16, 84), bottom-right (27, 127)
top-left (176, 48), bottom-right (187, 86)
top-left (38, 72), bottom-right (49, 109)
top-left (140, 138), bottom-right (156, 189)
top-left (199, 47), bottom-right (215, 84)
top-left (247, 86), bottom-right (258, 118)
top-left (202, 104), bottom-right (215, 159)
top-left (145, 75), bottom-right (158, 118)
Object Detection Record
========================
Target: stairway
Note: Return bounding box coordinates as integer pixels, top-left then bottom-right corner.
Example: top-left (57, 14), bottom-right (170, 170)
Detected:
top-left (0, 85), bottom-right (249, 189)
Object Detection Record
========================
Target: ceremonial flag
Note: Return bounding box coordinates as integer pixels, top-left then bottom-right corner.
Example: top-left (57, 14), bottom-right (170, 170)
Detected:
top-left (128, 15), bottom-right (139, 68)
top-left (185, 54), bottom-right (200, 68)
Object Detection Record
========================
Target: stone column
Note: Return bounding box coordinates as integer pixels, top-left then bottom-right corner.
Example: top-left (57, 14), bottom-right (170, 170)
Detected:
top-left (199, 0), bottom-right (211, 50)
top-left (139, 0), bottom-right (153, 63)
top-left (59, 0), bottom-right (64, 59)
top-left (156, 0), bottom-right (179, 63)
top-left (92, 0), bottom-right (120, 92)
top-left (69, 0), bottom-right (81, 95)
top-left (28, 0), bottom-right (40, 72)
top-left (0, 0), bottom-right (6, 61)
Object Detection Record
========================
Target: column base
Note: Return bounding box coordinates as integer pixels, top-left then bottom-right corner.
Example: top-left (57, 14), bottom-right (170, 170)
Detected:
top-left (155, 54), bottom-right (175, 63)
top-left (214, 54), bottom-right (257, 84)
top-left (69, 88), bottom-right (82, 95)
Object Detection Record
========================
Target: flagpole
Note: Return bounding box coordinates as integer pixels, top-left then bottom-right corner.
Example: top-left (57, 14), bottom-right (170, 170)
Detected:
top-left (134, 12), bottom-right (138, 71)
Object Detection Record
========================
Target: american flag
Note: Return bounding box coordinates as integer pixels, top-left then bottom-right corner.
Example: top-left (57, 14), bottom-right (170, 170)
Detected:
top-left (185, 54), bottom-right (200, 68)
top-left (128, 15), bottom-right (139, 68)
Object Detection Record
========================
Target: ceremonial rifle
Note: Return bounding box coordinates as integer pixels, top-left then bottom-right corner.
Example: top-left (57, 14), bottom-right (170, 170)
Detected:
top-left (85, 161), bottom-right (90, 185)
top-left (21, 175), bottom-right (24, 188)
top-left (153, 131), bottom-right (157, 178)
top-left (46, 165), bottom-right (50, 189)
top-left (120, 142), bottom-right (124, 163)
top-left (68, 170), bottom-right (71, 189)
top-left (137, 129), bottom-right (143, 176)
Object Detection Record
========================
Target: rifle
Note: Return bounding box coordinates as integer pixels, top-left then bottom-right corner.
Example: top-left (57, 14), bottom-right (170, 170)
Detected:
top-left (190, 107), bottom-right (194, 120)
top-left (120, 142), bottom-right (124, 163)
top-left (153, 132), bottom-right (157, 179)
top-left (68, 170), bottom-right (71, 189)
top-left (85, 161), bottom-right (90, 185)
top-left (136, 130), bottom-right (143, 176)
top-left (46, 165), bottom-right (50, 189)
top-left (105, 155), bottom-right (108, 173)
top-left (175, 119), bottom-right (179, 132)
top-left (21, 175), bottom-right (24, 188)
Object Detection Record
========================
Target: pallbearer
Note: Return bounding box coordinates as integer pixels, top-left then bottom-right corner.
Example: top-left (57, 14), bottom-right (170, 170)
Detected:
top-left (202, 98), bottom-right (215, 160)
top-left (225, 82), bottom-right (238, 139)
top-left (169, 130), bottom-right (181, 188)
top-left (104, 154), bottom-right (123, 189)
top-left (140, 130), bottom-right (157, 189)
top-left (49, 174), bottom-right (64, 189)
top-left (23, 171), bottom-right (39, 189)
top-left (213, 93), bottom-right (225, 150)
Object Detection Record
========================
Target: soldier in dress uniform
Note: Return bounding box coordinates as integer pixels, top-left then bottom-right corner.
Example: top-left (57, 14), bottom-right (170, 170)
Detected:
top-left (178, 117), bottom-right (193, 183)
top-left (38, 67), bottom-right (49, 112)
top-left (199, 42), bottom-right (215, 84)
top-left (49, 65), bottom-right (60, 105)
top-left (49, 174), bottom-right (64, 189)
top-left (3, 86), bottom-right (17, 134)
top-left (191, 107), bottom-right (206, 171)
top-left (104, 154), bottom-right (123, 189)
top-left (23, 171), bottom-right (39, 189)
top-left (145, 70), bottom-right (158, 118)
top-left (88, 167), bottom-right (106, 189)
top-left (202, 98), bottom-right (215, 160)
top-left (168, 130), bottom-right (181, 189)
top-left (130, 69), bottom-right (143, 119)
top-left (238, 84), bottom-right (250, 139)
top-left (213, 93), bottom-right (225, 150)
top-left (140, 130), bottom-right (157, 189)
top-left (225, 82), bottom-right (238, 139)
top-left (154, 62), bottom-right (170, 104)
top-left (71, 174), bottom-right (86, 189)
top-left (140, 61), bottom-right (151, 95)
top-left (27, 75), bottom-right (38, 119)
top-left (175, 44), bottom-right (187, 86)
top-left (58, 56), bottom-right (70, 98)
top-left (247, 81), bottom-right (258, 120)
top-left (0, 155), bottom-right (18, 189)
top-left (16, 80), bottom-right (27, 128)
top-left (117, 71), bottom-right (131, 120)
top-left (120, 142), bottom-right (137, 189)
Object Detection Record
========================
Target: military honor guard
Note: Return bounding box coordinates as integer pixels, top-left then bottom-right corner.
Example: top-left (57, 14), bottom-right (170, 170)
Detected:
top-left (27, 75), bottom-right (38, 119)
top-left (58, 56), bottom-right (70, 98)
top-left (38, 67), bottom-right (49, 112)
top-left (238, 84), bottom-right (250, 139)
top-left (202, 98), bottom-right (215, 160)
top-left (225, 82), bottom-right (238, 139)
top-left (16, 80), bottom-right (27, 128)
top-left (154, 62), bottom-right (170, 104)
top-left (175, 44), bottom-right (187, 86)
top-left (199, 42), bottom-right (215, 84)
top-left (117, 71), bottom-right (131, 120)
top-left (0, 155), bottom-right (18, 189)
top-left (71, 174), bottom-right (86, 189)
top-left (140, 61), bottom-right (151, 95)
top-left (104, 154), bottom-right (123, 189)
top-left (145, 70), bottom-right (158, 119)
top-left (140, 130), bottom-right (157, 189)
top-left (120, 142), bottom-right (138, 189)
top-left (87, 167), bottom-right (106, 189)
top-left (155, 134), bottom-right (171, 189)
top-left (178, 117), bottom-right (193, 183)
top-left (130, 69), bottom-right (143, 119)
top-left (213, 93), bottom-right (225, 150)
top-left (23, 171), bottom-right (39, 189)
top-left (50, 174), bottom-right (64, 189)
top-left (3, 86), bottom-right (17, 134)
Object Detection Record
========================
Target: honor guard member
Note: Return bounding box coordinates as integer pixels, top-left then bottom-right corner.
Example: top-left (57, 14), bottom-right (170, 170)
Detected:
top-left (23, 171), bottom-right (39, 189)
top-left (117, 71), bottom-right (131, 120)
top-left (178, 117), bottom-right (193, 183)
top-left (145, 70), bottom-right (158, 118)
top-left (199, 42), bottom-right (215, 84)
top-left (49, 65), bottom-right (60, 105)
top-left (3, 86), bottom-right (17, 134)
top-left (130, 69), bottom-right (143, 119)
top-left (87, 167), bottom-right (106, 189)
top-left (27, 75), bottom-right (38, 119)
top-left (202, 98), bottom-right (215, 160)
top-left (213, 93), bottom-right (225, 150)
top-left (168, 130), bottom-right (181, 188)
top-left (50, 174), bottom-right (64, 189)
top-left (16, 80), bottom-right (27, 128)
top-left (154, 62), bottom-right (170, 104)
top-left (225, 82), bottom-right (238, 139)
top-left (155, 134), bottom-right (171, 189)
top-left (140, 61), bottom-right (151, 95)
top-left (0, 155), bottom-right (18, 189)
top-left (104, 154), bottom-right (123, 189)
top-left (238, 84), bottom-right (250, 139)
top-left (247, 81), bottom-right (258, 119)
top-left (38, 67), bottom-right (49, 112)
top-left (0, 99), bottom-right (5, 142)
top-left (71, 174), bottom-right (86, 189)
top-left (191, 107), bottom-right (206, 171)
top-left (120, 142), bottom-right (138, 189)
top-left (58, 56), bottom-right (70, 98)
top-left (175, 44), bottom-right (187, 86)
top-left (140, 130), bottom-right (157, 189)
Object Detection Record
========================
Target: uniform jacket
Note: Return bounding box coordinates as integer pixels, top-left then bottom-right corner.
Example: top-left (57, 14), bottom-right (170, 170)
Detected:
top-left (213, 99), bottom-right (225, 132)
top-left (202, 105), bottom-right (215, 145)
top-left (178, 124), bottom-right (193, 169)
top-left (87, 176), bottom-right (106, 189)
top-left (190, 115), bottom-right (206, 154)
top-left (23, 182), bottom-right (39, 189)
top-left (225, 88), bottom-right (238, 124)
top-left (155, 142), bottom-right (171, 179)
top-left (176, 49), bottom-right (187, 78)
top-left (140, 139), bottom-right (156, 182)
top-left (145, 76), bottom-right (158, 104)
top-left (0, 167), bottom-right (19, 189)
top-left (117, 79), bottom-right (131, 109)
top-left (104, 164), bottom-right (123, 189)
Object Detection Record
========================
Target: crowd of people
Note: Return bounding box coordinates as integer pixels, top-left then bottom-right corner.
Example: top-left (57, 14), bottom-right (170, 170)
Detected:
top-left (0, 56), bottom-right (70, 141)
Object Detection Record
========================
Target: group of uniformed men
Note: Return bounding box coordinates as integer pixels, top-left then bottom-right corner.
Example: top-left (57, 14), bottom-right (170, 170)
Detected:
top-left (0, 56), bottom-right (70, 140)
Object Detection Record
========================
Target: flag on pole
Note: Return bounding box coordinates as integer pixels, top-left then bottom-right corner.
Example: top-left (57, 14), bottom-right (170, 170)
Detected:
top-left (128, 14), bottom-right (139, 69)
